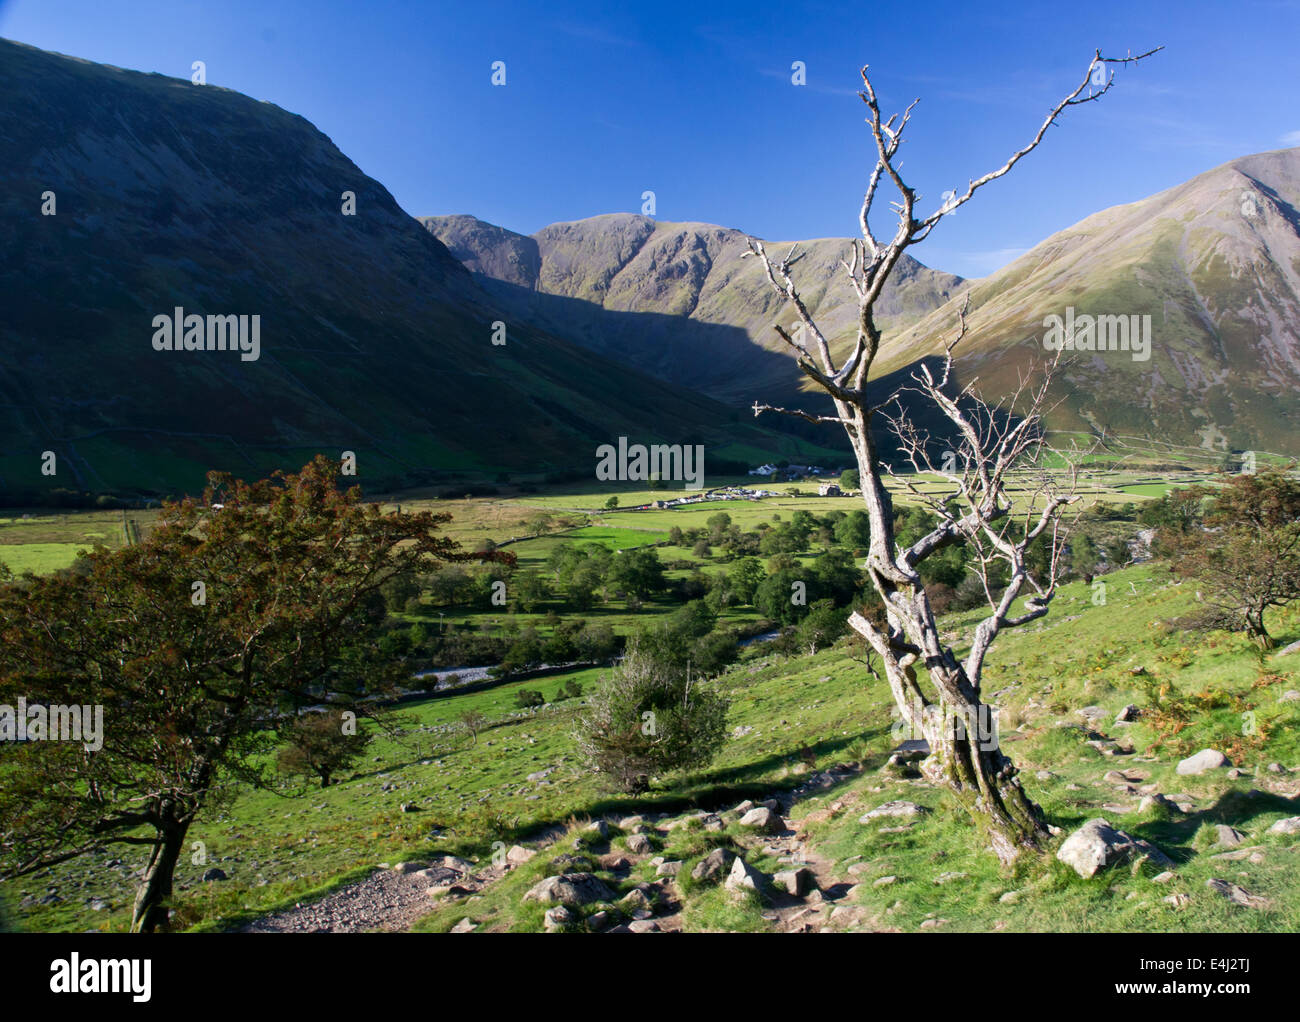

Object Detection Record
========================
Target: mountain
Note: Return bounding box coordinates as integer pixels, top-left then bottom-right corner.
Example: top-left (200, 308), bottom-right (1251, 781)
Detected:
top-left (427, 149), bottom-right (1300, 456)
top-left (0, 40), bottom-right (822, 499)
top-left (877, 148), bottom-right (1300, 454)
top-left (420, 213), bottom-right (964, 407)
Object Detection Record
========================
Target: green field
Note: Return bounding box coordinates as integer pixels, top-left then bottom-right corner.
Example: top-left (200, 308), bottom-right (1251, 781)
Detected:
top-left (6, 462), bottom-right (1299, 934)
top-left (7, 560), bottom-right (1300, 934)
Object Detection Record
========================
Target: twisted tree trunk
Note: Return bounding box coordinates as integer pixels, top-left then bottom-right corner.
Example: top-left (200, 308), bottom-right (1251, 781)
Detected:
top-left (130, 815), bottom-right (189, 933)
top-left (919, 669), bottom-right (1049, 865)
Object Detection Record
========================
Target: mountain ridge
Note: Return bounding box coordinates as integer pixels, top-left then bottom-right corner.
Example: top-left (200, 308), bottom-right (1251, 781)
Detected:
top-left (0, 38), bottom-right (823, 498)
top-left (419, 212), bottom-right (965, 407)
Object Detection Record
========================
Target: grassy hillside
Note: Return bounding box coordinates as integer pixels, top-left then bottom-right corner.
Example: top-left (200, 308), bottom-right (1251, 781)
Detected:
top-left (7, 554), bottom-right (1297, 934)
top-left (0, 39), bottom-right (825, 501)
top-left (877, 148), bottom-right (1300, 455)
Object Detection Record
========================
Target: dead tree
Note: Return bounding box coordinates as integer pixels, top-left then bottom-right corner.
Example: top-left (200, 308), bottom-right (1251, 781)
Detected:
top-left (746, 48), bottom-right (1159, 864)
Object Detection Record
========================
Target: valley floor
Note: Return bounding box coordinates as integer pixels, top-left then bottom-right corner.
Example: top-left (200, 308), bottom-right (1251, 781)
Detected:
top-left (6, 563), bottom-right (1300, 933)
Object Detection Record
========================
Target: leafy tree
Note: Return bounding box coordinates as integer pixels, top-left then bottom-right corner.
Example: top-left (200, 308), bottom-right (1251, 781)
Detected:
top-left (526, 513), bottom-right (553, 537)
top-left (1071, 532), bottom-right (1101, 578)
top-left (514, 688), bottom-right (545, 709)
top-left (727, 557), bottom-right (766, 605)
top-left (795, 599), bottom-right (848, 655)
top-left (426, 564), bottom-right (472, 607)
top-left (1103, 536), bottom-right (1131, 570)
top-left (0, 456), bottom-right (501, 931)
top-left (666, 599), bottom-right (717, 639)
top-left (499, 627), bottom-right (543, 675)
top-left (510, 569), bottom-right (551, 613)
top-left (379, 571), bottom-right (421, 615)
top-left (608, 547), bottom-right (665, 599)
top-left (277, 709), bottom-right (373, 788)
top-left (576, 637), bottom-right (729, 793)
top-left (575, 623), bottom-right (619, 663)
top-left (839, 468), bottom-right (861, 490)
top-left (603, 495), bottom-right (619, 510)
top-left (706, 512), bottom-right (732, 544)
top-left (1167, 472), bottom-right (1300, 648)
top-left (1139, 487), bottom-right (1205, 556)
top-left (809, 547), bottom-right (863, 606)
top-left (755, 568), bottom-right (808, 625)
top-left (832, 510), bottom-right (872, 550)
top-left (689, 631), bottom-right (739, 677)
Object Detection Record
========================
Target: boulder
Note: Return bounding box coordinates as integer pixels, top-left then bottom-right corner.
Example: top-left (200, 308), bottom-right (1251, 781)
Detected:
top-left (723, 856), bottom-right (765, 896)
top-left (691, 847), bottom-right (735, 884)
top-left (618, 888), bottom-right (655, 919)
top-left (859, 800), bottom-right (930, 823)
top-left (1206, 878), bottom-right (1273, 910)
top-left (1213, 825), bottom-right (1248, 848)
top-left (522, 872), bottom-right (614, 907)
top-left (1138, 793), bottom-right (1179, 813)
top-left (440, 855), bottom-right (476, 874)
top-left (506, 845), bottom-right (535, 865)
top-left (739, 807), bottom-right (784, 834)
top-left (1055, 818), bottom-right (1171, 878)
top-left (1267, 816), bottom-right (1300, 835)
top-left (201, 868), bottom-right (228, 882)
top-left (773, 867), bottom-right (813, 896)
top-left (1176, 749), bottom-right (1229, 775)
top-left (626, 833), bottom-right (654, 856)
top-left (543, 906), bottom-right (574, 931)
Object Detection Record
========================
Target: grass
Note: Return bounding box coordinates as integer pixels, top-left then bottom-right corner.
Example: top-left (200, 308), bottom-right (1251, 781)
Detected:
top-left (0, 542), bottom-right (93, 575)
top-left (4, 473), bottom-right (1298, 934)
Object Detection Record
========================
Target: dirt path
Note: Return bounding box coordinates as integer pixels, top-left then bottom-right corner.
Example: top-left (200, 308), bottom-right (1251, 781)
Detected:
top-left (239, 772), bottom-right (867, 934)
top-left (241, 862), bottom-right (496, 933)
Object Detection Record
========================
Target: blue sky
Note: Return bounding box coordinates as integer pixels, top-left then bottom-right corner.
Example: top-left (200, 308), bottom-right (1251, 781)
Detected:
top-left (3, 0), bottom-right (1297, 278)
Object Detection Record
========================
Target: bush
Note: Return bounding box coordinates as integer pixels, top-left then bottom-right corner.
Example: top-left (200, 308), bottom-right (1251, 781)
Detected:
top-left (555, 679), bottom-right (584, 701)
top-left (576, 638), bottom-right (729, 793)
top-left (514, 688), bottom-right (545, 709)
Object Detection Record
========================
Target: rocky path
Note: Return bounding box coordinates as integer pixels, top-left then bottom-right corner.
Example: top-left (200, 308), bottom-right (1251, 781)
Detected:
top-left (238, 766), bottom-right (874, 934)
top-left (240, 859), bottom-right (504, 933)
